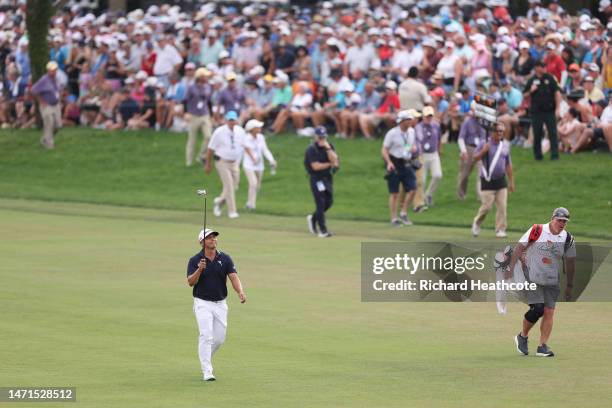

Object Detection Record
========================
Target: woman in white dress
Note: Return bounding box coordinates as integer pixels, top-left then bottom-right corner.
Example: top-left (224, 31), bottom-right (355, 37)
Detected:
top-left (242, 119), bottom-right (277, 211)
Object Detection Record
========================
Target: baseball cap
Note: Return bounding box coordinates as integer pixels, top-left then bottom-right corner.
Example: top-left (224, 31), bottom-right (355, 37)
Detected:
top-left (314, 126), bottom-right (328, 138)
top-left (589, 63), bottom-right (600, 72)
top-left (396, 110), bottom-right (414, 123)
top-left (408, 109), bottom-right (422, 119)
top-left (245, 119), bottom-right (264, 131)
top-left (198, 228), bottom-right (220, 242)
top-left (185, 62), bottom-right (196, 70)
top-left (519, 40), bottom-right (530, 50)
top-left (584, 76), bottom-right (594, 82)
top-left (423, 106), bottom-right (435, 117)
top-left (226, 72), bottom-right (237, 81)
top-left (552, 207), bottom-right (570, 221)
top-left (429, 87), bottom-right (445, 98)
top-left (46, 61), bottom-right (58, 71)
top-left (546, 42), bottom-right (556, 50)
top-left (225, 111), bottom-right (238, 121)
top-left (568, 63), bottom-right (580, 72)
top-left (385, 80), bottom-right (397, 90)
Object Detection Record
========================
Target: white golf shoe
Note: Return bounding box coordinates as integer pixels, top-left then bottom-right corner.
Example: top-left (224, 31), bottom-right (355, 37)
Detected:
top-left (471, 222), bottom-right (480, 237)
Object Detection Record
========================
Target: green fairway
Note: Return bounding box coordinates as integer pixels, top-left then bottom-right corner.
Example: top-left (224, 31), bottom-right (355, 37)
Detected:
top-left (1, 200), bottom-right (611, 408)
top-left (0, 128), bottom-right (610, 238)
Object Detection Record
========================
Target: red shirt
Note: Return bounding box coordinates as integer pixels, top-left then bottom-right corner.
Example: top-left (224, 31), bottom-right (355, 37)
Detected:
top-left (545, 53), bottom-right (566, 83)
top-left (378, 94), bottom-right (400, 113)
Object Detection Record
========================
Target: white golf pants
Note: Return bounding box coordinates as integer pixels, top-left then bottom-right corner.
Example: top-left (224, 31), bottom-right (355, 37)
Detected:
top-left (193, 297), bottom-right (228, 376)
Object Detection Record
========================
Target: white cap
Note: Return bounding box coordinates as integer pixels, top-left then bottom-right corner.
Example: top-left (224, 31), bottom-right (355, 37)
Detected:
top-left (219, 50), bottom-right (230, 59)
top-left (497, 26), bottom-right (509, 36)
top-left (135, 70), bottom-right (148, 80)
top-left (245, 119), bottom-right (264, 131)
top-left (350, 93), bottom-right (362, 104)
top-left (145, 76), bottom-right (158, 87)
top-left (519, 40), bottom-right (530, 49)
top-left (340, 82), bottom-right (355, 92)
top-left (580, 22), bottom-right (594, 31)
top-left (600, 0), bottom-right (611, 12)
top-left (199, 228), bottom-right (219, 242)
top-left (385, 80), bottom-right (397, 90)
top-left (396, 109), bottom-right (414, 123)
top-left (546, 42), bottom-right (556, 50)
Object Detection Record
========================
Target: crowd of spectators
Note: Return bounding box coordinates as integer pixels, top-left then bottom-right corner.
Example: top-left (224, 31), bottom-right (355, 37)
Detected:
top-left (1, 0), bottom-right (612, 154)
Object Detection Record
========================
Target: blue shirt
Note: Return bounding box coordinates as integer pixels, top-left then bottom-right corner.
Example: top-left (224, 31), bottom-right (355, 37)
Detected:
top-left (49, 46), bottom-right (69, 71)
top-left (502, 87), bottom-right (523, 111)
top-left (187, 250), bottom-right (236, 301)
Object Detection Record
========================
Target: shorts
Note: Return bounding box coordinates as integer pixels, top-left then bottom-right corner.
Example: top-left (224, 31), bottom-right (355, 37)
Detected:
top-left (525, 284), bottom-right (560, 309)
top-left (387, 168), bottom-right (416, 194)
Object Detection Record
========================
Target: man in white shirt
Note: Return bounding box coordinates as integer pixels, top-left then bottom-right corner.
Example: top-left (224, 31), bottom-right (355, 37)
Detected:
top-left (509, 207), bottom-right (576, 358)
top-left (381, 110), bottom-right (419, 226)
top-left (343, 33), bottom-right (376, 76)
top-left (205, 111), bottom-right (252, 218)
top-left (399, 67), bottom-right (431, 111)
top-left (154, 35), bottom-right (183, 87)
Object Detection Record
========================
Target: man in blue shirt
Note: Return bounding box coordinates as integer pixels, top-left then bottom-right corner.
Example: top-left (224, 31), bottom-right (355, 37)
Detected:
top-left (187, 228), bottom-right (246, 382)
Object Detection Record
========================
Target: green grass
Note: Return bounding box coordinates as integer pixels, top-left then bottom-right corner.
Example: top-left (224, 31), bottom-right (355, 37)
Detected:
top-left (1, 200), bottom-right (611, 408)
top-left (0, 128), bottom-right (611, 238)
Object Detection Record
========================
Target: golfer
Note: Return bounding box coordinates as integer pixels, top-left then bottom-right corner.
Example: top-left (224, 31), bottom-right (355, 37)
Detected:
top-left (510, 207), bottom-right (576, 357)
top-left (304, 126), bottom-right (339, 238)
top-left (242, 119), bottom-right (277, 211)
top-left (187, 228), bottom-right (246, 381)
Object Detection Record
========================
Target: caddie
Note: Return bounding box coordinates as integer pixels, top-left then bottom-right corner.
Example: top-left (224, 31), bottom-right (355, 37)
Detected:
top-left (509, 207), bottom-right (576, 357)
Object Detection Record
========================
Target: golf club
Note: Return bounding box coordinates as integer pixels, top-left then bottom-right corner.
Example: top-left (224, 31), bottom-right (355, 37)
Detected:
top-left (197, 189), bottom-right (207, 237)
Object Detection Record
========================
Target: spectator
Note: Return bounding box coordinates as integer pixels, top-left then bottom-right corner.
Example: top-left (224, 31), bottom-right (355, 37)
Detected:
top-left (415, 106), bottom-right (443, 208)
top-left (31, 61), bottom-right (62, 149)
top-left (242, 119), bottom-right (277, 211)
top-left (399, 67), bottom-right (431, 111)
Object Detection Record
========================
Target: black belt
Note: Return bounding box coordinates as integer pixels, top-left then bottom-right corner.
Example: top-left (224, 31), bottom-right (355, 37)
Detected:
top-left (467, 143), bottom-right (477, 148)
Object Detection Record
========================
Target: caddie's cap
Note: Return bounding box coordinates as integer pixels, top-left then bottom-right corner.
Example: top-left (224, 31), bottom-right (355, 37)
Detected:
top-left (552, 207), bottom-right (570, 221)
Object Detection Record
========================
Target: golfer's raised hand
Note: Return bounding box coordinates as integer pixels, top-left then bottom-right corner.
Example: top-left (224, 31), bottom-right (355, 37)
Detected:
top-left (198, 259), bottom-right (207, 271)
top-left (238, 292), bottom-right (247, 303)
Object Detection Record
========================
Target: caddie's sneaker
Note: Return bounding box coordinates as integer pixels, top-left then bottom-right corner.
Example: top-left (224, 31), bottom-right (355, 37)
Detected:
top-left (307, 214), bottom-right (317, 234)
top-left (203, 373), bottom-right (216, 381)
top-left (213, 198), bottom-right (222, 217)
top-left (318, 231), bottom-right (332, 238)
top-left (515, 333), bottom-right (528, 355)
top-left (399, 213), bottom-right (413, 226)
top-left (536, 344), bottom-right (555, 357)
top-left (496, 230), bottom-right (508, 238)
top-left (471, 222), bottom-right (480, 237)
top-left (228, 212), bottom-right (240, 219)
top-left (391, 218), bottom-right (403, 227)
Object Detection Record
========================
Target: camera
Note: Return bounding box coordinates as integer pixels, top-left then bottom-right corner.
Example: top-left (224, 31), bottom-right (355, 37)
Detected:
top-left (409, 159), bottom-right (422, 171)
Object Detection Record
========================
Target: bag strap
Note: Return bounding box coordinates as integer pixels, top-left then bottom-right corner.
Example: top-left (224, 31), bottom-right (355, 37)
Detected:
top-left (528, 224), bottom-right (543, 243)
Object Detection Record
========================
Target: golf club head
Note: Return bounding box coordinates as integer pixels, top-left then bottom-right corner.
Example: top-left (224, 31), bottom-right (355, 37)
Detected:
top-left (196, 189), bottom-right (208, 197)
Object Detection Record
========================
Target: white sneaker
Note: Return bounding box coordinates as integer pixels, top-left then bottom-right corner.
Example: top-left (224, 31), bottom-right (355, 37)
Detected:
top-left (213, 198), bottom-right (222, 217)
top-left (471, 222), bottom-right (480, 237)
top-left (228, 212), bottom-right (240, 219)
top-left (306, 214), bottom-right (317, 234)
top-left (496, 230), bottom-right (507, 238)
top-left (203, 372), bottom-right (216, 381)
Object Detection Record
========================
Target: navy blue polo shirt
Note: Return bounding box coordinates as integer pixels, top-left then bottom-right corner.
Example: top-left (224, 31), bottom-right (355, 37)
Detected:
top-left (187, 250), bottom-right (236, 301)
top-left (304, 142), bottom-right (335, 180)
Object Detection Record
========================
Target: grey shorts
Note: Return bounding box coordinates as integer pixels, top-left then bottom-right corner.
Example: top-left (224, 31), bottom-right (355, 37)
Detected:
top-left (525, 284), bottom-right (560, 309)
